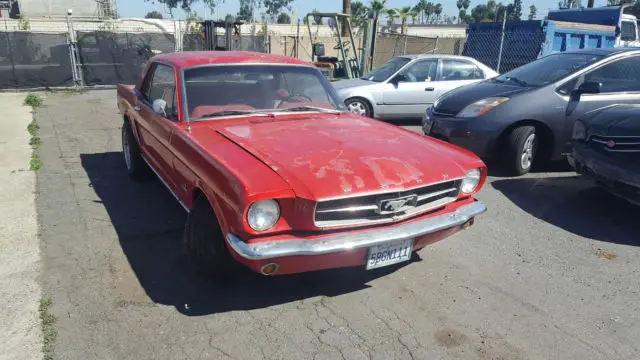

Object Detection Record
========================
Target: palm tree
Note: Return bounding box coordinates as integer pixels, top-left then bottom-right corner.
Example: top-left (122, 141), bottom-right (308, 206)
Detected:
top-left (385, 8), bottom-right (397, 28)
top-left (424, 2), bottom-right (434, 23)
top-left (369, 0), bottom-right (387, 22)
top-left (396, 6), bottom-right (416, 34)
top-left (433, 3), bottom-right (443, 23)
top-left (417, 0), bottom-right (428, 24)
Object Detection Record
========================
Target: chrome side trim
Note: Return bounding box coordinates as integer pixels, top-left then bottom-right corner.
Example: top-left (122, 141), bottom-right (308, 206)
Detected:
top-left (141, 156), bottom-right (190, 212)
top-left (226, 200), bottom-right (487, 260)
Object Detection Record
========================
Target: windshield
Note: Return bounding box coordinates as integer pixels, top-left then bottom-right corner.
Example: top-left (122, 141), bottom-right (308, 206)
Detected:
top-left (183, 65), bottom-right (346, 120)
top-left (361, 57), bottom-right (411, 82)
top-left (495, 53), bottom-right (605, 87)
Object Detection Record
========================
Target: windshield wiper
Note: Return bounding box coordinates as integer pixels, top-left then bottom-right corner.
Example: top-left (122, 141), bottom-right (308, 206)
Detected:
top-left (267, 106), bottom-right (342, 114)
top-left (504, 76), bottom-right (529, 87)
top-left (198, 110), bottom-right (264, 119)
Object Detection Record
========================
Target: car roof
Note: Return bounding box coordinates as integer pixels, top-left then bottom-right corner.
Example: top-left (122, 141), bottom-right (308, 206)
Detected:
top-left (152, 51), bottom-right (312, 68)
top-left (561, 47), bottom-right (640, 56)
top-left (399, 54), bottom-right (477, 61)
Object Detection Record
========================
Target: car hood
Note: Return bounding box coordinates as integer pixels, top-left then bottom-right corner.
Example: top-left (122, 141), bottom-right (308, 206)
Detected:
top-left (215, 114), bottom-right (473, 200)
top-left (434, 79), bottom-right (532, 115)
top-left (331, 78), bottom-right (376, 91)
top-left (587, 104), bottom-right (640, 137)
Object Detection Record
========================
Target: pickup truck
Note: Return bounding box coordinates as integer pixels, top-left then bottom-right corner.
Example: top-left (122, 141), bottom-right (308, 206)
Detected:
top-left (116, 51), bottom-right (488, 278)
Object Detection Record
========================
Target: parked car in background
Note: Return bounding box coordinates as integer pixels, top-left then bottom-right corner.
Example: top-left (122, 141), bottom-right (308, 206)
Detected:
top-left (568, 104), bottom-right (640, 206)
top-left (423, 48), bottom-right (640, 176)
top-left (116, 51), bottom-right (488, 279)
top-left (333, 54), bottom-right (498, 119)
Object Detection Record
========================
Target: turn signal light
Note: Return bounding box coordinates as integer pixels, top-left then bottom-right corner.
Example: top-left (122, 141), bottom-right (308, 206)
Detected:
top-left (260, 263), bottom-right (279, 275)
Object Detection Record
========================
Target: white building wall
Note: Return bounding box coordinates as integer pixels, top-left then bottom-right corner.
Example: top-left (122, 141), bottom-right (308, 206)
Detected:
top-left (17, 0), bottom-right (100, 18)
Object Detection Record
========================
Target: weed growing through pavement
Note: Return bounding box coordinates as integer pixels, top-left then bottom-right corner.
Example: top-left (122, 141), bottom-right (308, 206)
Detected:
top-left (24, 93), bottom-right (43, 171)
top-left (39, 296), bottom-right (58, 360)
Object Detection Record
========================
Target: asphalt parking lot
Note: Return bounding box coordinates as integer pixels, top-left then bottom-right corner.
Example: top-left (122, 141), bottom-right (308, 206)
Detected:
top-left (36, 89), bottom-right (639, 360)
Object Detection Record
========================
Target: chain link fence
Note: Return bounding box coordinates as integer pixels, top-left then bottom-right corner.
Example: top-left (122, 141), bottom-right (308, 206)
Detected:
top-left (462, 30), bottom-right (545, 73)
top-left (77, 31), bottom-right (176, 86)
top-left (0, 32), bottom-right (74, 89)
top-left (372, 34), bottom-right (466, 67)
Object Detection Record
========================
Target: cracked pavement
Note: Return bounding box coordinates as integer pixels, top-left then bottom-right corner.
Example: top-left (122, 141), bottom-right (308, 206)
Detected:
top-left (36, 90), bottom-right (640, 360)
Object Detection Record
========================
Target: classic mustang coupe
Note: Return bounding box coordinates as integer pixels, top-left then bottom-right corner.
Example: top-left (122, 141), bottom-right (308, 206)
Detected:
top-left (116, 51), bottom-right (488, 278)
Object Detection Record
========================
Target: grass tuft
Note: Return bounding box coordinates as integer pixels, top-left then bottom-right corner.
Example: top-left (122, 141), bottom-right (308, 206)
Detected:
top-left (24, 93), bottom-right (44, 112)
top-left (25, 94), bottom-right (44, 171)
top-left (39, 296), bottom-right (58, 360)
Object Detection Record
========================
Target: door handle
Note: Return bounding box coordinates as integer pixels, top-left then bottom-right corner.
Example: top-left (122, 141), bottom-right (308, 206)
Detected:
top-left (134, 105), bottom-right (142, 111)
top-left (425, 87), bottom-right (435, 92)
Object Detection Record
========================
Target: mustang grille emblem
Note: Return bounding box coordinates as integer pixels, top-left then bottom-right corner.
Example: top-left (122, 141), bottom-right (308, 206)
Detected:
top-left (376, 195), bottom-right (419, 215)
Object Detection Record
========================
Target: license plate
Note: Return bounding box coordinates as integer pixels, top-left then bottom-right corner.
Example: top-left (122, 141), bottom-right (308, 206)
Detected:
top-left (366, 238), bottom-right (414, 270)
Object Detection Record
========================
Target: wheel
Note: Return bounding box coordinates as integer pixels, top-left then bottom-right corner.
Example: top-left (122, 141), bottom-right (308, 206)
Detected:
top-left (183, 195), bottom-right (243, 279)
top-left (503, 125), bottom-right (537, 176)
top-left (121, 121), bottom-right (153, 181)
top-left (345, 98), bottom-right (372, 117)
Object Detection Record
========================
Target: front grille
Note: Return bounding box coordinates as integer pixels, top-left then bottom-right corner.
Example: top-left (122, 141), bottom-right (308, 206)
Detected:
top-left (314, 179), bottom-right (462, 228)
top-left (590, 135), bottom-right (640, 153)
top-left (432, 108), bottom-right (456, 117)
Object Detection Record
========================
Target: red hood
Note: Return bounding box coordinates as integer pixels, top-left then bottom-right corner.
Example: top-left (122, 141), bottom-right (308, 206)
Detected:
top-left (214, 114), bottom-right (474, 200)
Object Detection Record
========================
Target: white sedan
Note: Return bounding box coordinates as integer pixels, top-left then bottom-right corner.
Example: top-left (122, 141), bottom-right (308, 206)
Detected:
top-left (333, 54), bottom-right (499, 119)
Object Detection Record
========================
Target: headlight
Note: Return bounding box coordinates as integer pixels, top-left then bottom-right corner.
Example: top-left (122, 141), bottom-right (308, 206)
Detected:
top-left (247, 200), bottom-right (280, 231)
top-left (457, 97), bottom-right (509, 118)
top-left (572, 120), bottom-right (586, 141)
top-left (461, 168), bottom-right (482, 194)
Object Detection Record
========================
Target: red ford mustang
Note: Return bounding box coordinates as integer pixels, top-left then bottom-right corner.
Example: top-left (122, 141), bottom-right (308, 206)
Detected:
top-left (116, 51), bottom-right (488, 278)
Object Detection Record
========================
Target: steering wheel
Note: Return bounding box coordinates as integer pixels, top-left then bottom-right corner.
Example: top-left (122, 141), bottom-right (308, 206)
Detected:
top-left (333, 41), bottom-right (351, 50)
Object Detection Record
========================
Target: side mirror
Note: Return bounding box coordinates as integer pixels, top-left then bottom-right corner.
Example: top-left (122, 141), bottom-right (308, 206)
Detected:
top-left (574, 81), bottom-right (601, 96)
top-left (390, 74), bottom-right (406, 86)
top-left (152, 99), bottom-right (167, 117)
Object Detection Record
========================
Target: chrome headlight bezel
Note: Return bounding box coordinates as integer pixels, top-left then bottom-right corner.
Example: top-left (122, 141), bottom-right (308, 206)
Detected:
top-left (247, 199), bottom-right (281, 231)
top-left (461, 168), bottom-right (482, 194)
top-left (457, 97), bottom-right (509, 119)
top-left (572, 120), bottom-right (587, 141)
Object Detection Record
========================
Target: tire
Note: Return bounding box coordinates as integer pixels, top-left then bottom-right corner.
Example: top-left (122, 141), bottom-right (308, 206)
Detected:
top-left (503, 125), bottom-right (537, 176)
top-left (121, 121), bottom-right (153, 181)
top-left (183, 195), bottom-right (242, 279)
top-left (345, 98), bottom-right (373, 118)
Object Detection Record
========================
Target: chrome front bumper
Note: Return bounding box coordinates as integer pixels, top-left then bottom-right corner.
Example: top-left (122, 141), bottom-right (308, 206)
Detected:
top-left (226, 201), bottom-right (487, 260)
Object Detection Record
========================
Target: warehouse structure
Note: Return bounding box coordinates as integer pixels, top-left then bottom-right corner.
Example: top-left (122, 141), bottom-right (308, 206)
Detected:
top-left (2, 0), bottom-right (116, 18)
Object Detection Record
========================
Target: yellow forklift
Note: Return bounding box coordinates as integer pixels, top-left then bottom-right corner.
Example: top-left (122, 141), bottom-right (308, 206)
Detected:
top-left (305, 12), bottom-right (362, 81)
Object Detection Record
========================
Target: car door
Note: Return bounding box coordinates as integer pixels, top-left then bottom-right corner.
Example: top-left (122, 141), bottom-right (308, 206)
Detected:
top-left (132, 62), bottom-right (180, 188)
top-left (436, 59), bottom-right (487, 99)
top-left (560, 54), bottom-right (640, 154)
top-left (379, 58), bottom-right (439, 119)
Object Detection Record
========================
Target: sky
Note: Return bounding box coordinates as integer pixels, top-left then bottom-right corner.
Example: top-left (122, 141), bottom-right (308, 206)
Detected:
top-left (116, 0), bottom-right (612, 20)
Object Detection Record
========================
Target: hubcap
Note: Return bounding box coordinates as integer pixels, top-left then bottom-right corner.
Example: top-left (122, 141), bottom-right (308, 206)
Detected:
top-left (347, 101), bottom-right (367, 116)
top-left (521, 133), bottom-right (536, 170)
top-left (122, 128), bottom-right (132, 170)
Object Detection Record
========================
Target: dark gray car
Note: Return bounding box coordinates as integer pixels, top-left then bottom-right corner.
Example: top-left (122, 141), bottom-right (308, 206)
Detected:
top-left (423, 48), bottom-right (640, 175)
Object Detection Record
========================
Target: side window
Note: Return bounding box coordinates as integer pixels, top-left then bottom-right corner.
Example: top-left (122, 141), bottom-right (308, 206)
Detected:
top-left (145, 64), bottom-right (177, 119)
top-left (398, 60), bottom-right (438, 82)
top-left (621, 21), bottom-right (636, 41)
top-left (583, 56), bottom-right (640, 93)
top-left (440, 60), bottom-right (484, 81)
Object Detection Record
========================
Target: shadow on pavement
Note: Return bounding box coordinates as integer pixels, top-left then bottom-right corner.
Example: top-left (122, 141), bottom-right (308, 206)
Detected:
top-left (486, 160), bottom-right (574, 177)
top-left (491, 175), bottom-right (639, 246)
top-left (81, 151), bottom-right (420, 316)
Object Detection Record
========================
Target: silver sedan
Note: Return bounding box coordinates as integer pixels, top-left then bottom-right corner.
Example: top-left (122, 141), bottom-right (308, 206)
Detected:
top-left (333, 54), bottom-right (498, 119)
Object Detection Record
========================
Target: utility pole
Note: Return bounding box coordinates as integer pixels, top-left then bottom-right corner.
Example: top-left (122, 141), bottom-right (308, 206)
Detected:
top-left (342, 0), bottom-right (351, 36)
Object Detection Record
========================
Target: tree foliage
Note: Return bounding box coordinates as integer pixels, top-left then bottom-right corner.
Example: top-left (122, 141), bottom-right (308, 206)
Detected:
top-left (558, 0), bottom-right (582, 8)
top-left (276, 12), bottom-right (291, 24)
top-left (263, 0), bottom-right (294, 21)
top-left (143, 0), bottom-right (221, 13)
top-left (145, 10), bottom-right (164, 19)
top-left (528, 4), bottom-right (537, 20)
